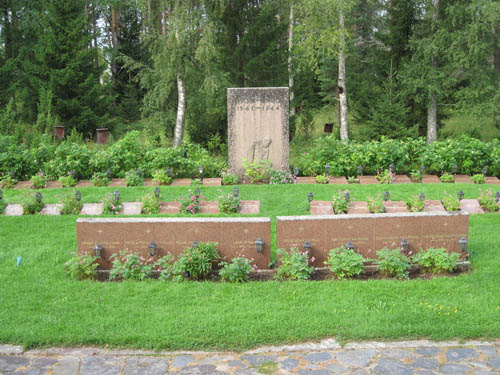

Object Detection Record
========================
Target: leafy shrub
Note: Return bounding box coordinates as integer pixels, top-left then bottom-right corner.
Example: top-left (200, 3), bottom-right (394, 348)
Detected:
top-left (141, 192), bottom-right (160, 214)
top-left (59, 174), bottom-right (77, 188)
top-left (375, 248), bottom-right (411, 279)
top-left (30, 172), bottom-right (46, 189)
top-left (410, 170), bottom-right (422, 182)
top-left (478, 190), bottom-right (499, 212)
top-left (0, 175), bottom-right (17, 188)
top-left (180, 189), bottom-right (204, 214)
top-left (331, 191), bottom-right (349, 214)
top-left (42, 142), bottom-right (91, 180)
top-left (243, 159), bottom-right (272, 184)
top-left (91, 172), bottom-right (110, 187)
top-left (190, 178), bottom-right (203, 186)
top-left (412, 248), bottom-right (459, 274)
top-left (324, 247), bottom-right (365, 279)
top-left (173, 242), bottom-right (220, 281)
top-left (125, 169), bottom-right (144, 187)
top-left (367, 194), bottom-right (385, 213)
top-left (221, 170), bottom-right (238, 185)
top-left (152, 169), bottom-right (173, 185)
top-left (102, 193), bottom-right (122, 215)
top-left (347, 176), bottom-right (360, 184)
top-left (109, 250), bottom-right (155, 281)
top-left (218, 258), bottom-right (253, 282)
top-left (61, 195), bottom-right (83, 215)
top-left (270, 169), bottom-right (296, 184)
top-left (439, 172), bottom-right (454, 183)
top-left (315, 174), bottom-right (329, 184)
top-left (275, 248), bottom-right (314, 281)
top-left (154, 254), bottom-right (175, 281)
top-left (376, 169), bottom-right (393, 184)
top-left (22, 194), bottom-right (45, 214)
top-left (217, 191), bottom-right (240, 214)
top-left (405, 195), bottom-right (425, 212)
top-left (471, 174), bottom-right (486, 184)
top-left (441, 192), bottom-right (460, 212)
top-left (64, 253), bottom-right (99, 280)
top-left (0, 198), bottom-right (7, 214)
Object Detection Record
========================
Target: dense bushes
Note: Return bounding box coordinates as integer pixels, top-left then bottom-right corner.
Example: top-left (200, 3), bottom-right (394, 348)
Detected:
top-left (296, 135), bottom-right (500, 177)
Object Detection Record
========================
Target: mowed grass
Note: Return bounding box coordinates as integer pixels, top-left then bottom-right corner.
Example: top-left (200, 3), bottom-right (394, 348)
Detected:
top-left (0, 183), bottom-right (499, 350)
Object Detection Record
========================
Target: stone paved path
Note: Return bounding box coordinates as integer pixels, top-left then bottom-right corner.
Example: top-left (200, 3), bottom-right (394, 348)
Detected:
top-left (1, 340), bottom-right (499, 374)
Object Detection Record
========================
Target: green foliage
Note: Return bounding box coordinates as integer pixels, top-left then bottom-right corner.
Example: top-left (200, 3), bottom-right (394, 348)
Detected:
top-left (22, 194), bottom-right (45, 215)
top-left (217, 191), bottom-right (240, 214)
top-left (441, 193), bottom-right (460, 212)
top-left (406, 195), bottom-right (425, 212)
top-left (331, 191), bottom-right (349, 214)
top-left (471, 174), bottom-right (486, 184)
top-left (60, 195), bottom-right (83, 215)
top-left (324, 247), bottom-right (365, 280)
top-left (179, 189), bottom-right (204, 214)
top-left (376, 169), bottom-right (393, 184)
top-left (152, 170), bottom-right (173, 185)
top-left (190, 178), bottom-right (203, 187)
top-left (109, 250), bottom-right (154, 281)
top-left (64, 253), bottom-right (99, 281)
top-left (275, 248), bottom-right (314, 281)
top-left (347, 176), bottom-right (360, 184)
top-left (43, 142), bottom-right (91, 180)
top-left (410, 170), bottom-right (422, 183)
top-left (315, 174), bottom-right (329, 184)
top-left (221, 170), bottom-right (238, 185)
top-left (173, 242), bottom-right (220, 281)
top-left (375, 248), bottom-right (411, 280)
top-left (0, 175), bottom-right (17, 189)
top-left (102, 193), bottom-right (122, 215)
top-left (0, 199), bottom-right (7, 214)
top-left (91, 172), bottom-right (110, 187)
top-left (412, 248), bottom-right (459, 274)
top-left (141, 193), bottom-right (160, 215)
top-left (367, 194), bottom-right (385, 213)
top-left (439, 173), bottom-right (455, 183)
top-left (269, 170), bottom-right (296, 184)
top-left (218, 258), bottom-right (253, 283)
top-left (30, 173), bottom-right (47, 189)
top-left (58, 175), bottom-right (77, 188)
top-left (478, 190), bottom-right (499, 212)
top-left (243, 159), bottom-right (272, 184)
top-left (125, 169), bottom-right (144, 187)
top-left (154, 254), bottom-right (176, 281)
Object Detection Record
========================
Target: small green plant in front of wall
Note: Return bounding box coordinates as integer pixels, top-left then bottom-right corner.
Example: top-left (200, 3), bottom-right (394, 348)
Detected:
top-left (64, 252), bottom-right (99, 280)
top-left (91, 172), bottom-right (110, 187)
top-left (275, 248), bottom-right (314, 281)
top-left (471, 174), bottom-right (486, 184)
top-left (243, 159), bottom-right (272, 184)
top-left (22, 194), bottom-right (45, 215)
top-left (441, 192), bottom-right (460, 212)
top-left (125, 169), bottom-right (144, 187)
top-left (0, 198), bottom-right (7, 214)
top-left (412, 248), bottom-right (459, 274)
top-left (410, 170), bottom-right (422, 183)
top-left (367, 194), bottom-right (385, 213)
top-left (30, 172), bottom-right (46, 189)
top-left (102, 193), bottom-right (122, 215)
top-left (217, 190), bottom-right (240, 214)
top-left (219, 257), bottom-right (253, 282)
top-left (141, 192), bottom-right (160, 214)
top-left (375, 248), bottom-right (411, 279)
top-left (173, 242), bottom-right (220, 281)
top-left (439, 172), bottom-right (455, 183)
top-left (179, 189), bottom-right (204, 214)
top-left (270, 169), bottom-right (296, 184)
top-left (152, 170), bottom-right (173, 185)
top-left (1, 175), bottom-right (18, 189)
top-left (109, 250), bottom-right (154, 281)
top-left (331, 191), bottom-right (349, 214)
top-left (405, 195), bottom-right (425, 212)
top-left (190, 178), bottom-right (203, 186)
top-left (324, 246), bottom-right (365, 280)
top-left (221, 169), bottom-right (238, 185)
top-left (347, 176), bottom-right (360, 184)
top-left (315, 174), bottom-right (329, 184)
top-left (478, 189), bottom-right (499, 212)
top-left (376, 169), bottom-right (393, 184)
top-left (59, 175), bottom-right (77, 188)
top-left (61, 194), bottom-right (83, 215)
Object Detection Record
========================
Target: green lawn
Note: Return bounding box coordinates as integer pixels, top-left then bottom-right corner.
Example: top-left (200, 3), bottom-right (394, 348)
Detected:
top-left (0, 183), bottom-right (499, 350)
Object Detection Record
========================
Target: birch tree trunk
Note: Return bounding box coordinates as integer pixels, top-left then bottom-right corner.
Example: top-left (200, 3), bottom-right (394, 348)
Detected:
top-left (173, 71), bottom-right (186, 147)
top-left (427, 0), bottom-right (439, 144)
top-left (338, 7), bottom-right (349, 141)
top-left (288, 0), bottom-right (295, 117)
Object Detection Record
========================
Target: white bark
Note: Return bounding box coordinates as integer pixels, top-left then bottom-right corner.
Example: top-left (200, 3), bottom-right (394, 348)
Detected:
top-left (427, 0), bottom-right (439, 143)
top-left (338, 8), bottom-right (349, 141)
top-left (173, 71), bottom-right (186, 147)
top-left (288, 1), bottom-right (295, 117)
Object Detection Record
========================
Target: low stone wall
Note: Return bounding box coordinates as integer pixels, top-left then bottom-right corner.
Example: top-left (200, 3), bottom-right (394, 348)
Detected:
top-left (277, 212), bottom-right (469, 267)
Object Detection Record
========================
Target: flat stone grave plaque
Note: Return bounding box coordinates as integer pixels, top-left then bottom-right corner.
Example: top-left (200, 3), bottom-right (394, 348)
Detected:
top-left (310, 201), bottom-right (334, 215)
top-left (277, 212), bottom-right (469, 266)
top-left (460, 199), bottom-right (484, 214)
top-left (41, 204), bottom-right (63, 215)
top-left (77, 217), bottom-right (271, 270)
top-left (80, 203), bottom-right (104, 215)
top-left (422, 175), bottom-right (440, 183)
top-left (348, 201), bottom-right (370, 214)
top-left (159, 201), bottom-right (181, 214)
top-left (45, 181), bottom-right (62, 189)
top-left (359, 176), bottom-right (379, 184)
top-left (393, 175), bottom-right (411, 184)
top-left (4, 204), bottom-right (23, 216)
top-left (171, 179), bottom-right (191, 186)
top-left (485, 177), bottom-right (500, 184)
top-left (384, 201), bottom-right (408, 213)
top-left (76, 180), bottom-right (93, 187)
top-left (424, 200), bottom-right (446, 212)
top-left (296, 177), bottom-right (316, 184)
top-left (328, 176), bottom-right (348, 184)
top-left (239, 200), bottom-right (260, 214)
top-left (202, 178), bottom-right (222, 186)
top-left (228, 87), bottom-right (289, 176)
top-left (199, 201), bottom-right (219, 214)
top-left (454, 175), bottom-right (472, 183)
top-left (109, 179), bottom-right (126, 187)
top-left (14, 181), bottom-right (32, 189)
top-left (120, 202), bottom-right (142, 215)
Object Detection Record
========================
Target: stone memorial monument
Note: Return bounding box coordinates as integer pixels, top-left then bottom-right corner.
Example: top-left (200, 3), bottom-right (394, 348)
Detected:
top-left (228, 87), bottom-right (289, 176)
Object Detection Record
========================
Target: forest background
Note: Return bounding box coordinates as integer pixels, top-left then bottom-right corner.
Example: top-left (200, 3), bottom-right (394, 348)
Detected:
top-left (1, 0), bottom-right (499, 150)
